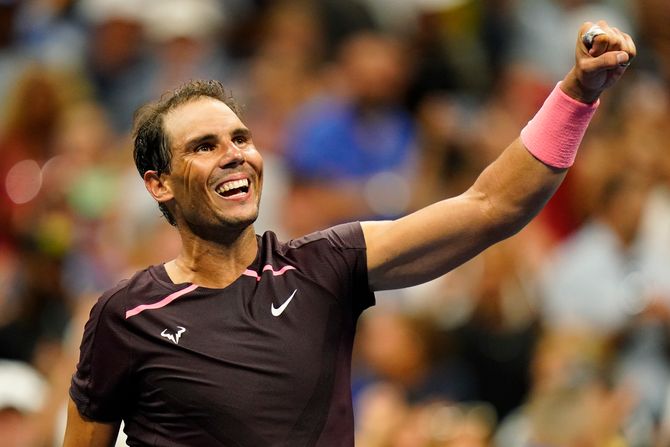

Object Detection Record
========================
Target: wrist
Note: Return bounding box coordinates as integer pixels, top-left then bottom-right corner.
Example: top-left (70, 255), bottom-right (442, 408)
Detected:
top-left (520, 82), bottom-right (600, 169)
top-left (561, 69), bottom-right (601, 104)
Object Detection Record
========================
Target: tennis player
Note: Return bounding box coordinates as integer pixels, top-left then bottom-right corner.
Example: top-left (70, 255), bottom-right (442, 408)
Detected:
top-left (63, 20), bottom-right (634, 446)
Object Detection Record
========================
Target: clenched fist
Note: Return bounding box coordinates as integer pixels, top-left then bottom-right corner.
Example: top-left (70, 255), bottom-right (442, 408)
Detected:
top-left (561, 20), bottom-right (636, 104)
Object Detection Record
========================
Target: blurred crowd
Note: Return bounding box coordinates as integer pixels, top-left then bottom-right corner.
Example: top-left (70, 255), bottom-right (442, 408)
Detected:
top-left (0, 0), bottom-right (669, 446)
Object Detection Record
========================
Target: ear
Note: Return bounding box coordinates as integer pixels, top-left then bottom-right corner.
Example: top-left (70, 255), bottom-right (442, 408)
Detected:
top-left (144, 170), bottom-right (174, 204)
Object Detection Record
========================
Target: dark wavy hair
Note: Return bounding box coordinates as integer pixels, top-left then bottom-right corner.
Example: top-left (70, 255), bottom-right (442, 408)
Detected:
top-left (132, 80), bottom-right (242, 226)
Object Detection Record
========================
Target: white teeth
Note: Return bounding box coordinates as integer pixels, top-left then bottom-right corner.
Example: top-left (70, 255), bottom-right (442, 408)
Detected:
top-left (217, 178), bottom-right (249, 194)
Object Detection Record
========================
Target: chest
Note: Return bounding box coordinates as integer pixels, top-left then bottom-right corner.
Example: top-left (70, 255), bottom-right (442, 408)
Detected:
top-left (126, 274), bottom-right (352, 429)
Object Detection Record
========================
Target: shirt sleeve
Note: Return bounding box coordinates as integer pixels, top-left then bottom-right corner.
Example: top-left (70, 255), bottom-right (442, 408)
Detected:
top-left (290, 222), bottom-right (375, 317)
top-left (69, 283), bottom-right (135, 422)
top-left (327, 222), bottom-right (376, 315)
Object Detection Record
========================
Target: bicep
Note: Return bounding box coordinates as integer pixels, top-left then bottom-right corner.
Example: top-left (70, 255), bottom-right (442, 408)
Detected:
top-left (362, 190), bottom-right (495, 290)
top-left (63, 398), bottom-right (120, 447)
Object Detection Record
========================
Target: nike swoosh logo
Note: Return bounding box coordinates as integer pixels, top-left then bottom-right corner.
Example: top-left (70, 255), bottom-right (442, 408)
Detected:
top-left (271, 289), bottom-right (297, 317)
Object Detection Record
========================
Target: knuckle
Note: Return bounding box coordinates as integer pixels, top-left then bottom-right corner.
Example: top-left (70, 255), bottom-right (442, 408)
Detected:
top-left (577, 59), bottom-right (590, 72)
top-left (607, 53), bottom-right (620, 65)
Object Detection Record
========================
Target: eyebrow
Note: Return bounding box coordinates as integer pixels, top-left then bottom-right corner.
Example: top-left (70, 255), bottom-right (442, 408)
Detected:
top-left (231, 127), bottom-right (252, 139)
top-left (183, 128), bottom-right (252, 151)
top-left (184, 133), bottom-right (219, 151)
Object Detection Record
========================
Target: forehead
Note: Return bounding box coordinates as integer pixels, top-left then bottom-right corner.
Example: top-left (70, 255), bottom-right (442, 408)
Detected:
top-left (163, 97), bottom-right (245, 147)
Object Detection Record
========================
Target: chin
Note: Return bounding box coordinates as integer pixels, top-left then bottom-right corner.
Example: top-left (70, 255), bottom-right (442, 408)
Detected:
top-left (219, 209), bottom-right (259, 231)
top-left (223, 216), bottom-right (258, 231)
top-left (181, 209), bottom-right (259, 241)
top-left (224, 196), bottom-right (261, 230)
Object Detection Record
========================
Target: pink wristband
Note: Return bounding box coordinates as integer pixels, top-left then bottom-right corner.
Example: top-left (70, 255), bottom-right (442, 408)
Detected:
top-left (520, 82), bottom-right (599, 168)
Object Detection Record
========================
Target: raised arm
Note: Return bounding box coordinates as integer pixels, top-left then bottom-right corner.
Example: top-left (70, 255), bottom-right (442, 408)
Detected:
top-left (62, 398), bottom-right (120, 447)
top-left (363, 20), bottom-right (636, 291)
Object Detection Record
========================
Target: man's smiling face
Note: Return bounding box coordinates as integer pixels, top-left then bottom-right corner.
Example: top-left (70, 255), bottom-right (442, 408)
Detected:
top-left (159, 96), bottom-right (263, 235)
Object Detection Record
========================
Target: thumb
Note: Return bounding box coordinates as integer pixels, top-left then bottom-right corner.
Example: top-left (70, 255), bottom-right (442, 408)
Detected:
top-left (582, 50), bottom-right (630, 73)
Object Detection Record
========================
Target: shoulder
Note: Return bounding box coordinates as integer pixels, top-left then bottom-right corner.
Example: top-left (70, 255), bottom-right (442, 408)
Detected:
top-left (88, 280), bottom-right (130, 323)
top-left (254, 223), bottom-right (368, 275)
top-left (88, 267), bottom-right (162, 324)
top-left (258, 224), bottom-right (374, 312)
top-left (285, 222), bottom-right (367, 251)
top-left (264, 223), bottom-right (369, 280)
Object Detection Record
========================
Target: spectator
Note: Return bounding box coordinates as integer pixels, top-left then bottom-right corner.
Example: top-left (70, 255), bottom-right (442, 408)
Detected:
top-left (283, 31), bottom-right (417, 236)
top-left (0, 360), bottom-right (47, 447)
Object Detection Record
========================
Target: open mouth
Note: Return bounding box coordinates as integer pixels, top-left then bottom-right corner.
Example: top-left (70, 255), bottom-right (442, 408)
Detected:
top-left (215, 178), bottom-right (250, 198)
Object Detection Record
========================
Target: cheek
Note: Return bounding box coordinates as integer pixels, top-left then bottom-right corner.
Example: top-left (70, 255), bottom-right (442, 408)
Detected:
top-left (247, 149), bottom-right (263, 177)
top-left (180, 160), bottom-right (206, 193)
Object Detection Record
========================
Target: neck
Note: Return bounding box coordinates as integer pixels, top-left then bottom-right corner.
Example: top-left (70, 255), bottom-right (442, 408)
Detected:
top-left (166, 225), bottom-right (258, 288)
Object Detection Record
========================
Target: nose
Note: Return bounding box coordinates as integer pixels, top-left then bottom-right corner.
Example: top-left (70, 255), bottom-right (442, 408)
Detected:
top-left (219, 143), bottom-right (245, 169)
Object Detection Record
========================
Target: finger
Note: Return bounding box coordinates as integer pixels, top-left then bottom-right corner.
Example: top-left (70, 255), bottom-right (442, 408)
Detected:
top-left (588, 20), bottom-right (615, 57)
top-left (578, 20), bottom-right (595, 46)
top-left (609, 27), bottom-right (626, 52)
top-left (588, 35), bottom-right (607, 57)
top-left (610, 28), bottom-right (636, 68)
top-left (615, 31), bottom-right (634, 68)
top-left (622, 31), bottom-right (637, 61)
top-left (580, 49), bottom-right (630, 73)
top-left (579, 21), bottom-right (603, 53)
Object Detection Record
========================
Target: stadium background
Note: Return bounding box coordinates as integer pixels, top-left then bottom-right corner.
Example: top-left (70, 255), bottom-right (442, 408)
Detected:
top-left (1, 0), bottom-right (669, 445)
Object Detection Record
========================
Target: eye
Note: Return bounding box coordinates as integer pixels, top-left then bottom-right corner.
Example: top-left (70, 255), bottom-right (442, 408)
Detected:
top-left (232, 135), bottom-right (248, 146)
top-left (195, 143), bottom-right (215, 152)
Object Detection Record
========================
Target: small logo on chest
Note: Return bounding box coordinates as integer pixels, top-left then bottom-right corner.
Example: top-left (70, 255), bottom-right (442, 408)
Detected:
top-left (271, 289), bottom-right (298, 317)
top-left (161, 326), bottom-right (186, 344)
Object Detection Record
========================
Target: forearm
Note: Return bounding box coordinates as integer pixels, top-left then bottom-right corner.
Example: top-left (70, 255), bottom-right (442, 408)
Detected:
top-left (468, 137), bottom-right (567, 241)
top-left (365, 88), bottom-right (593, 289)
top-left (469, 66), bottom-right (610, 238)
top-left (365, 86), bottom-right (596, 290)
